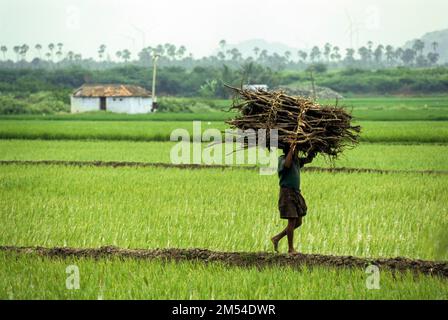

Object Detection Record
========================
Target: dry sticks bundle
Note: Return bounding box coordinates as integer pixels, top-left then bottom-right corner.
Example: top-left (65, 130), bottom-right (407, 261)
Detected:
top-left (226, 86), bottom-right (361, 158)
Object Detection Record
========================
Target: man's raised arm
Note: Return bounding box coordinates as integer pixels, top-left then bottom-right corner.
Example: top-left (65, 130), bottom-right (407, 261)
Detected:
top-left (299, 151), bottom-right (316, 168)
top-left (284, 144), bottom-right (296, 169)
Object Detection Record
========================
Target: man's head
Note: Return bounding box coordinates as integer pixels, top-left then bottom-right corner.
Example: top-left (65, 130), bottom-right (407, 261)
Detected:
top-left (282, 144), bottom-right (299, 157)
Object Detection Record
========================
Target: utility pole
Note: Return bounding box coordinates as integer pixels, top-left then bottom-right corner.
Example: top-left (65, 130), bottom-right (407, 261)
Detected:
top-left (309, 68), bottom-right (317, 101)
top-left (151, 53), bottom-right (160, 111)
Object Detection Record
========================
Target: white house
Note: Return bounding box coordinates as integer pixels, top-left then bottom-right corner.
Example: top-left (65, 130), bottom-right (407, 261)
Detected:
top-left (71, 84), bottom-right (153, 114)
top-left (243, 84), bottom-right (268, 91)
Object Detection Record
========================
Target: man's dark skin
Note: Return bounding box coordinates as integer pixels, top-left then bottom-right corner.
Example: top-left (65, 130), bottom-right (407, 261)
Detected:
top-left (271, 144), bottom-right (315, 254)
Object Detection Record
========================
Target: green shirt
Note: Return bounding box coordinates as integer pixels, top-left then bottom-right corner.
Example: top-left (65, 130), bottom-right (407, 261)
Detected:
top-left (278, 155), bottom-right (300, 191)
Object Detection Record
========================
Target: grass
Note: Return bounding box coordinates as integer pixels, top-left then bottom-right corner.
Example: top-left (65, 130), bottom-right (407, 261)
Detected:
top-left (1, 253), bottom-right (446, 300)
top-left (359, 121), bottom-right (448, 143)
top-left (2, 96), bottom-right (448, 121)
top-left (0, 112), bottom-right (236, 122)
top-left (351, 109), bottom-right (448, 121)
top-left (1, 96), bottom-right (447, 300)
top-left (0, 165), bottom-right (447, 260)
top-left (320, 96), bottom-right (448, 109)
top-left (0, 120), bottom-right (448, 143)
top-left (0, 120), bottom-right (211, 141)
top-left (323, 96), bottom-right (448, 121)
top-left (1, 140), bottom-right (448, 171)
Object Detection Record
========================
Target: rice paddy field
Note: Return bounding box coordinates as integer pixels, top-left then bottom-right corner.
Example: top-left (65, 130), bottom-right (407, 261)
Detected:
top-left (0, 96), bottom-right (447, 300)
top-left (1, 120), bottom-right (448, 143)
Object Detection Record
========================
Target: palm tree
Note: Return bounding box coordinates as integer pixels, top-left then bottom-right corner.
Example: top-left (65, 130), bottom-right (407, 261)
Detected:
top-left (74, 54), bottom-right (82, 61)
top-left (98, 44), bottom-right (106, 61)
top-left (122, 49), bottom-right (131, 62)
top-left (116, 50), bottom-right (122, 61)
top-left (67, 51), bottom-right (74, 61)
top-left (431, 41), bottom-right (439, 53)
top-left (427, 52), bottom-right (439, 65)
top-left (297, 50), bottom-right (307, 63)
top-left (358, 46), bottom-right (370, 65)
top-left (166, 44), bottom-right (176, 60)
top-left (1, 45), bottom-right (7, 60)
top-left (373, 45), bottom-right (384, 65)
top-left (13, 45), bottom-right (21, 61)
top-left (401, 48), bottom-right (416, 66)
top-left (155, 44), bottom-right (165, 56)
top-left (344, 48), bottom-right (355, 65)
top-left (137, 47), bottom-right (151, 63)
top-left (219, 39), bottom-right (226, 50)
top-left (239, 62), bottom-right (254, 83)
top-left (323, 43), bottom-right (332, 62)
top-left (394, 47), bottom-right (404, 64)
top-left (48, 43), bottom-right (55, 61)
top-left (310, 46), bottom-right (321, 62)
top-left (56, 43), bottom-right (63, 61)
top-left (412, 40), bottom-right (425, 55)
top-left (229, 48), bottom-right (242, 61)
top-left (253, 47), bottom-right (260, 58)
top-left (164, 43), bottom-right (172, 56)
top-left (367, 41), bottom-right (373, 61)
top-left (259, 49), bottom-right (268, 62)
top-left (176, 45), bottom-right (186, 60)
top-left (284, 50), bottom-right (291, 62)
top-left (20, 44), bottom-right (29, 60)
top-left (35, 44), bottom-right (42, 59)
top-left (385, 45), bottom-right (394, 65)
top-left (56, 50), bottom-right (63, 61)
top-left (331, 46), bottom-right (341, 62)
top-left (428, 42), bottom-right (439, 66)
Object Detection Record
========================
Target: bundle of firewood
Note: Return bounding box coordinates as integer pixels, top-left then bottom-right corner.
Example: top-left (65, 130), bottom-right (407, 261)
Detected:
top-left (226, 87), bottom-right (361, 158)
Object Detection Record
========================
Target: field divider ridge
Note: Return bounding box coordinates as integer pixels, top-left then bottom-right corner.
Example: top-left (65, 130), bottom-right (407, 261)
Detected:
top-left (1, 245), bottom-right (447, 278)
top-left (0, 159), bottom-right (447, 175)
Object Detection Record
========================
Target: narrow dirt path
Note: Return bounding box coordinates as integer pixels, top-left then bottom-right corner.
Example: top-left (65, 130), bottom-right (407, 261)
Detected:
top-left (1, 246), bottom-right (447, 278)
top-left (1, 160), bottom-right (447, 175)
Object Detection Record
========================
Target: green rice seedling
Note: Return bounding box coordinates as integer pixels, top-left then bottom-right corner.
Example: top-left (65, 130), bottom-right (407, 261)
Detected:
top-left (0, 165), bottom-right (446, 260)
top-left (1, 140), bottom-right (447, 171)
top-left (0, 120), bottom-right (447, 143)
top-left (0, 253), bottom-right (446, 300)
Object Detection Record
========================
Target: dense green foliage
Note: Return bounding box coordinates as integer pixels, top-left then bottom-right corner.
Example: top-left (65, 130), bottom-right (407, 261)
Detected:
top-left (1, 65), bottom-right (447, 96)
top-left (1, 95), bottom-right (448, 121)
top-left (0, 66), bottom-right (447, 114)
top-left (0, 90), bottom-right (70, 114)
top-left (317, 67), bottom-right (448, 94)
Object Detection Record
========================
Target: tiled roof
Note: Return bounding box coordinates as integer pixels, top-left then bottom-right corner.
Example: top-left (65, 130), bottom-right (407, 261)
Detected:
top-left (73, 84), bottom-right (151, 97)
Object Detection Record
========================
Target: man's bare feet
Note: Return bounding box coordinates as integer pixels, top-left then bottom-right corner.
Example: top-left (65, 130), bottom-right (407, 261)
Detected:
top-left (271, 237), bottom-right (279, 253)
top-left (288, 249), bottom-right (298, 255)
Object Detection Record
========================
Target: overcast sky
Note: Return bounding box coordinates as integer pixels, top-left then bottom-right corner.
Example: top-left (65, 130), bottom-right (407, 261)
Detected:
top-left (0, 0), bottom-right (447, 59)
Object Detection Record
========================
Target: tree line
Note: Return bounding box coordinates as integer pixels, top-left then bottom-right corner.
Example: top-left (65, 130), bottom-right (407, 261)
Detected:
top-left (1, 64), bottom-right (447, 113)
top-left (0, 39), bottom-right (442, 71)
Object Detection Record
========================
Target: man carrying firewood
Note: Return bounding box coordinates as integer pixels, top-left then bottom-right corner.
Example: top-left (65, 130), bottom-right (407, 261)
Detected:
top-left (271, 144), bottom-right (315, 254)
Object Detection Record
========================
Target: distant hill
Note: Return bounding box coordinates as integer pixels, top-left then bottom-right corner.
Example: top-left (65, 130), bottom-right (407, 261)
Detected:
top-left (404, 28), bottom-right (448, 63)
top-left (216, 39), bottom-right (301, 58)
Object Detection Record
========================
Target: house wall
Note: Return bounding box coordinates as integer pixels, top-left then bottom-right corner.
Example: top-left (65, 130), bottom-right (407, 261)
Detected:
top-left (70, 96), bottom-right (153, 114)
top-left (106, 97), bottom-right (152, 114)
top-left (71, 97), bottom-right (100, 113)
